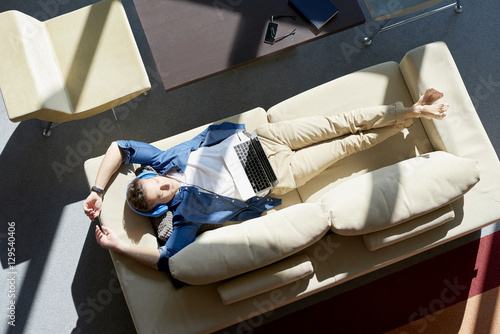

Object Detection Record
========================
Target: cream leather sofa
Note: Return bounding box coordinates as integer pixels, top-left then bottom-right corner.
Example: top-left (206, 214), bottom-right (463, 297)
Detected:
top-left (84, 42), bottom-right (500, 334)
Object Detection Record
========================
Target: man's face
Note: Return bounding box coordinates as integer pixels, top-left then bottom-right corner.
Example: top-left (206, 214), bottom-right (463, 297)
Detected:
top-left (140, 176), bottom-right (179, 209)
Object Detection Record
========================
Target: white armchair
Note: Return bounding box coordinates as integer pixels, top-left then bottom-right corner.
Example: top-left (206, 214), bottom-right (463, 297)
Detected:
top-left (0, 0), bottom-right (151, 136)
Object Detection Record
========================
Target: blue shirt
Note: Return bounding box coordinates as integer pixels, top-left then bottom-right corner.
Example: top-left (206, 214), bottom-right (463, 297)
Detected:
top-left (116, 122), bottom-right (281, 272)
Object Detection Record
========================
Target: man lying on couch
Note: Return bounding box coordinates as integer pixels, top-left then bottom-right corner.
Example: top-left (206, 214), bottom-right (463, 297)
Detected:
top-left (83, 88), bottom-right (448, 275)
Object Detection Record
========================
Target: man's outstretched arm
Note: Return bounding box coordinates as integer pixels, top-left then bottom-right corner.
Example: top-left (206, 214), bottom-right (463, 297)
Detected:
top-left (95, 225), bottom-right (160, 269)
top-left (84, 142), bottom-right (124, 220)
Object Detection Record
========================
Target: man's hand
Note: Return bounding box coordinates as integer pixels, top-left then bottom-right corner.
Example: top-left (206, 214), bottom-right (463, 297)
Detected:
top-left (84, 191), bottom-right (103, 220)
top-left (95, 225), bottom-right (123, 251)
top-left (94, 225), bottom-right (159, 269)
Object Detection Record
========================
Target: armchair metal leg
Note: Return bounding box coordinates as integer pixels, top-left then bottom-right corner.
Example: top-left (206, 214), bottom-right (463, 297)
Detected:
top-left (42, 121), bottom-right (62, 137)
top-left (43, 122), bottom-right (53, 137)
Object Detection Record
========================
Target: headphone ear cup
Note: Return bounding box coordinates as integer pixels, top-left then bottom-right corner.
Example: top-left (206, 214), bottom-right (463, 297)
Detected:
top-left (150, 204), bottom-right (169, 217)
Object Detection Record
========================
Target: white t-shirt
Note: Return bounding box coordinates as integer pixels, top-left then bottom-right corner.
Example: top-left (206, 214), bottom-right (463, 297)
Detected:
top-left (167, 134), bottom-right (244, 200)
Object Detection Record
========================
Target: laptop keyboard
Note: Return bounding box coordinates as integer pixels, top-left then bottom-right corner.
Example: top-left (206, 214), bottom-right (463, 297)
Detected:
top-left (234, 141), bottom-right (270, 193)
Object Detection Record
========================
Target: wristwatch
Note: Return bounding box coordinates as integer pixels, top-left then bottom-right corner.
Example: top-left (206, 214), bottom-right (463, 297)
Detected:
top-left (91, 186), bottom-right (105, 196)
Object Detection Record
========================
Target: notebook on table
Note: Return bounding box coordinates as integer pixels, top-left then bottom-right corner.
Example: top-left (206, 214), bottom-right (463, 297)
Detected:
top-left (289, 0), bottom-right (339, 31)
top-left (221, 131), bottom-right (279, 201)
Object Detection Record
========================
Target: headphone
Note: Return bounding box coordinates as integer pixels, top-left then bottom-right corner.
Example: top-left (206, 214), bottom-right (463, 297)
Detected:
top-left (126, 171), bottom-right (169, 217)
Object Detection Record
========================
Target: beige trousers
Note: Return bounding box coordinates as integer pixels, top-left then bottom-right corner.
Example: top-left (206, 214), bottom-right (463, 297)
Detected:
top-left (255, 103), bottom-right (409, 195)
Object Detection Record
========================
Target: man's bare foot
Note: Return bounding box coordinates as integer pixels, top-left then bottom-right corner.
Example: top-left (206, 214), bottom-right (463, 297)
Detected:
top-left (410, 103), bottom-right (449, 120)
top-left (415, 88), bottom-right (444, 106)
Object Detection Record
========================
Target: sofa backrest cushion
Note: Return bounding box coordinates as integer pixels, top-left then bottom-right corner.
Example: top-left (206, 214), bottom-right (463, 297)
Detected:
top-left (320, 151), bottom-right (480, 236)
top-left (169, 203), bottom-right (331, 285)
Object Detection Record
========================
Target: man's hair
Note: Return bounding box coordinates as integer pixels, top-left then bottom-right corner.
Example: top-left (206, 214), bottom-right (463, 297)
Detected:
top-left (127, 178), bottom-right (150, 212)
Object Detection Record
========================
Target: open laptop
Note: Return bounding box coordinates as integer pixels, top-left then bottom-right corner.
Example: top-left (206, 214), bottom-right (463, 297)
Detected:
top-left (221, 131), bottom-right (279, 200)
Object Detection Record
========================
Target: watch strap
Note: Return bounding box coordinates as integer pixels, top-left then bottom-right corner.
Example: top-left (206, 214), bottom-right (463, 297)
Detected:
top-left (92, 186), bottom-right (105, 195)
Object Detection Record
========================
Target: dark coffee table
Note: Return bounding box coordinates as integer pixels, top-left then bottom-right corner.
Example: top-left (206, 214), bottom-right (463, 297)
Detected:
top-left (132, 0), bottom-right (365, 92)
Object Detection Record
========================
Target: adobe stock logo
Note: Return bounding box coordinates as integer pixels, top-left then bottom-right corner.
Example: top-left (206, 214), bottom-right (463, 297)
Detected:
top-left (51, 117), bottom-right (118, 183)
top-left (401, 277), bottom-right (469, 333)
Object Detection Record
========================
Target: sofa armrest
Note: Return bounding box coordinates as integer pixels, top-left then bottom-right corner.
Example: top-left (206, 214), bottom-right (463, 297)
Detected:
top-left (400, 42), bottom-right (499, 168)
top-left (400, 41), bottom-right (500, 204)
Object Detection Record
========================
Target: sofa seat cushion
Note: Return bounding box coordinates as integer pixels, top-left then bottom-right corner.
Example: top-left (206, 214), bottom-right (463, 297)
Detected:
top-left (217, 254), bottom-right (313, 305)
top-left (169, 203), bottom-right (331, 285)
top-left (320, 151), bottom-right (480, 236)
top-left (363, 203), bottom-right (455, 251)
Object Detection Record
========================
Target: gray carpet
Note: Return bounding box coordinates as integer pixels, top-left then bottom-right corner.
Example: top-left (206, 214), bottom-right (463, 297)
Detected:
top-left (0, 1), bottom-right (499, 333)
